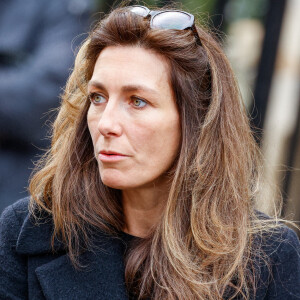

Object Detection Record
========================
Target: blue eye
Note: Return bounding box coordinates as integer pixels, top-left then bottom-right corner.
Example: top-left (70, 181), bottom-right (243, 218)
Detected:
top-left (89, 93), bottom-right (106, 104)
top-left (132, 97), bottom-right (147, 108)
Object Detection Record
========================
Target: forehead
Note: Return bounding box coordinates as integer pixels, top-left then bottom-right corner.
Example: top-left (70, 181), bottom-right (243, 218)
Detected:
top-left (90, 45), bottom-right (171, 91)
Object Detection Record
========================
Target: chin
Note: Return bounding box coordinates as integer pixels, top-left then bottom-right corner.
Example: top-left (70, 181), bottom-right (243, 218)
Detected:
top-left (99, 167), bottom-right (160, 190)
top-left (100, 170), bottom-right (152, 190)
top-left (101, 179), bottom-right (125, 190)
top-left (100, 169), bottom-right (130, 190)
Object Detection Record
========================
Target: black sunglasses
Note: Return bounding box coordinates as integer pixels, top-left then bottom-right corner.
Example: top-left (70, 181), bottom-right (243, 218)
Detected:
top-left (128, 5), bottom-right (202, 46)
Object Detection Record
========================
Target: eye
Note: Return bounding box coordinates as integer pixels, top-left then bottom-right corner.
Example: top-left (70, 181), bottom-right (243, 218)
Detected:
top-left (89, 92), bottom-right (107, 104)
top-left (131, 97), bottom-right (147, 108)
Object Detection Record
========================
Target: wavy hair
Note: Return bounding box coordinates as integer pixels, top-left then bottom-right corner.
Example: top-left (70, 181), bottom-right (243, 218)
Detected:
top-left (29, 6), bottom-right (279, 299)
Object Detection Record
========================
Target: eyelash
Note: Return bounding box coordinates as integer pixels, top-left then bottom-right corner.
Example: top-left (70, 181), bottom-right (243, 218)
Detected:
top-left (88, 92), bottom-right (106, 104)
top-left (131, 97), bottom-right (147, 108)
top-left (88, 93), bottom-right (148, 109)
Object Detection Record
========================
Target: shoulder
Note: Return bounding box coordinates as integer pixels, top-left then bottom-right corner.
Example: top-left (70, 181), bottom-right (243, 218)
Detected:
top-left (262, 225), bottom-right (300, 277)
top-left (0, 197), bottom-right (30, 298)
top-left (254, 212), bottom-right (300, 260)
top-left (0, 197), bottom-right (30, 242)
top-left (253, 220), bottom-right (300, 299)
top-left (269, 225), bottom-right (299, 258)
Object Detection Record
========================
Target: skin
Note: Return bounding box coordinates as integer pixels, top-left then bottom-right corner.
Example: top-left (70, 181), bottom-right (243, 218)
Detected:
top-left (87, 46), bottom-right (181, 237)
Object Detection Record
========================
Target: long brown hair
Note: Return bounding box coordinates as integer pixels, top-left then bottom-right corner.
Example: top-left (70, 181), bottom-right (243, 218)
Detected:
top-left (29, 6), bottom-right (278, 299)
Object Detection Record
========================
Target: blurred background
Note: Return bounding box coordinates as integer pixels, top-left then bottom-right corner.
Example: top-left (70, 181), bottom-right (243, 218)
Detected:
top-left (0, 0), bottom-right (299, 232)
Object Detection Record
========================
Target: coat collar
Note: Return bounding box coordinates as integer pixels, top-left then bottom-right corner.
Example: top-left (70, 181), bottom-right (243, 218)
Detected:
top-left (16, 211), bottom-right (65, 255)
top-left (33, 244), bottom-right (129, 299)
top-left (15, 203), bottom-right (129, 299)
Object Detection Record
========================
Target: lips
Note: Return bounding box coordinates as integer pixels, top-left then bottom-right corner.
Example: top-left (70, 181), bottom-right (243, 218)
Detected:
top-left (98, 150), bottom-right (128, 162)
top-left (100, 150), bottom-right (124, 155)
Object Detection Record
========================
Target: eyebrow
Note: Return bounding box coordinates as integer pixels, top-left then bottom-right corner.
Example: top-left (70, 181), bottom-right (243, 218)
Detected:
top-left (88, 80), bottom-right (160, 97)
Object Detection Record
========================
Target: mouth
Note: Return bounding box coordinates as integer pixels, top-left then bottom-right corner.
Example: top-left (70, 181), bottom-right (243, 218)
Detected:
top-left (100, 150), bottom-right (126, 155)
top-left (98, 150), bottom-right (128, 162)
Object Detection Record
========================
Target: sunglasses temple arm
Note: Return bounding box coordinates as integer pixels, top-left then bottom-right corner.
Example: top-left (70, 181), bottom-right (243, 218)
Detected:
top-left (192, 25), bottom-right (202, 46)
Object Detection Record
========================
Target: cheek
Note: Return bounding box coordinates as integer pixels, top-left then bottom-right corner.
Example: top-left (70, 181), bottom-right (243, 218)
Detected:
top-left (133, 117), bottom-right (181, 162)
top-left (87, 109), bottom-right (99, 147)
top-left (160, 121), bottom-right (181, 159)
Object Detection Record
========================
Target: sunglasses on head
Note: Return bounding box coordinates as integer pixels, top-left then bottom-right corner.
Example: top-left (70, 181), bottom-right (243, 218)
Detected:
top-left (128, 5), bottom-right (202, 46)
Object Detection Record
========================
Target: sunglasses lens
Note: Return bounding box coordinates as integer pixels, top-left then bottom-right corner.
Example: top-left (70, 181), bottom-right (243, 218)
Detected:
top-left (152, 12), bottom-right (193, 30)
top-left (129, 6), bottom-right (149, 17)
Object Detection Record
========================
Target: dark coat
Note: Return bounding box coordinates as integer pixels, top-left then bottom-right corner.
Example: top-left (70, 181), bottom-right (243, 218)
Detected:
top-left (1, 197), bottom-right (300, 300)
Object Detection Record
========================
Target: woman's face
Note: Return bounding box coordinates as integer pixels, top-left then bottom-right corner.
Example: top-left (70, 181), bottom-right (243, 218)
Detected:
top-left (87, 45), bottom-right (181, 190)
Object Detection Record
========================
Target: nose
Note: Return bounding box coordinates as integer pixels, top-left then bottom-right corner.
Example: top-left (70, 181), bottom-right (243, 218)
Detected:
top-left (97, 100), bottom-right (123, 137)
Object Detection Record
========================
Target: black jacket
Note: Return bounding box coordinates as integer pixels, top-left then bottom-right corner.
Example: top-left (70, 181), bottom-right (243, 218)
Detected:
top-left (0, 197), bottom-right (300, 299)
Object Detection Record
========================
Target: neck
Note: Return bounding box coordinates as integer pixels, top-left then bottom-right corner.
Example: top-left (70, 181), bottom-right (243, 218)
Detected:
top-left (122, 182), bottom-right (170, 238)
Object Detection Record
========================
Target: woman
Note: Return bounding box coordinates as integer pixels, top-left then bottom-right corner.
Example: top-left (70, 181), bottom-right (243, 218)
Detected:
top-left (0, 5), bottom-right (299, 300)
